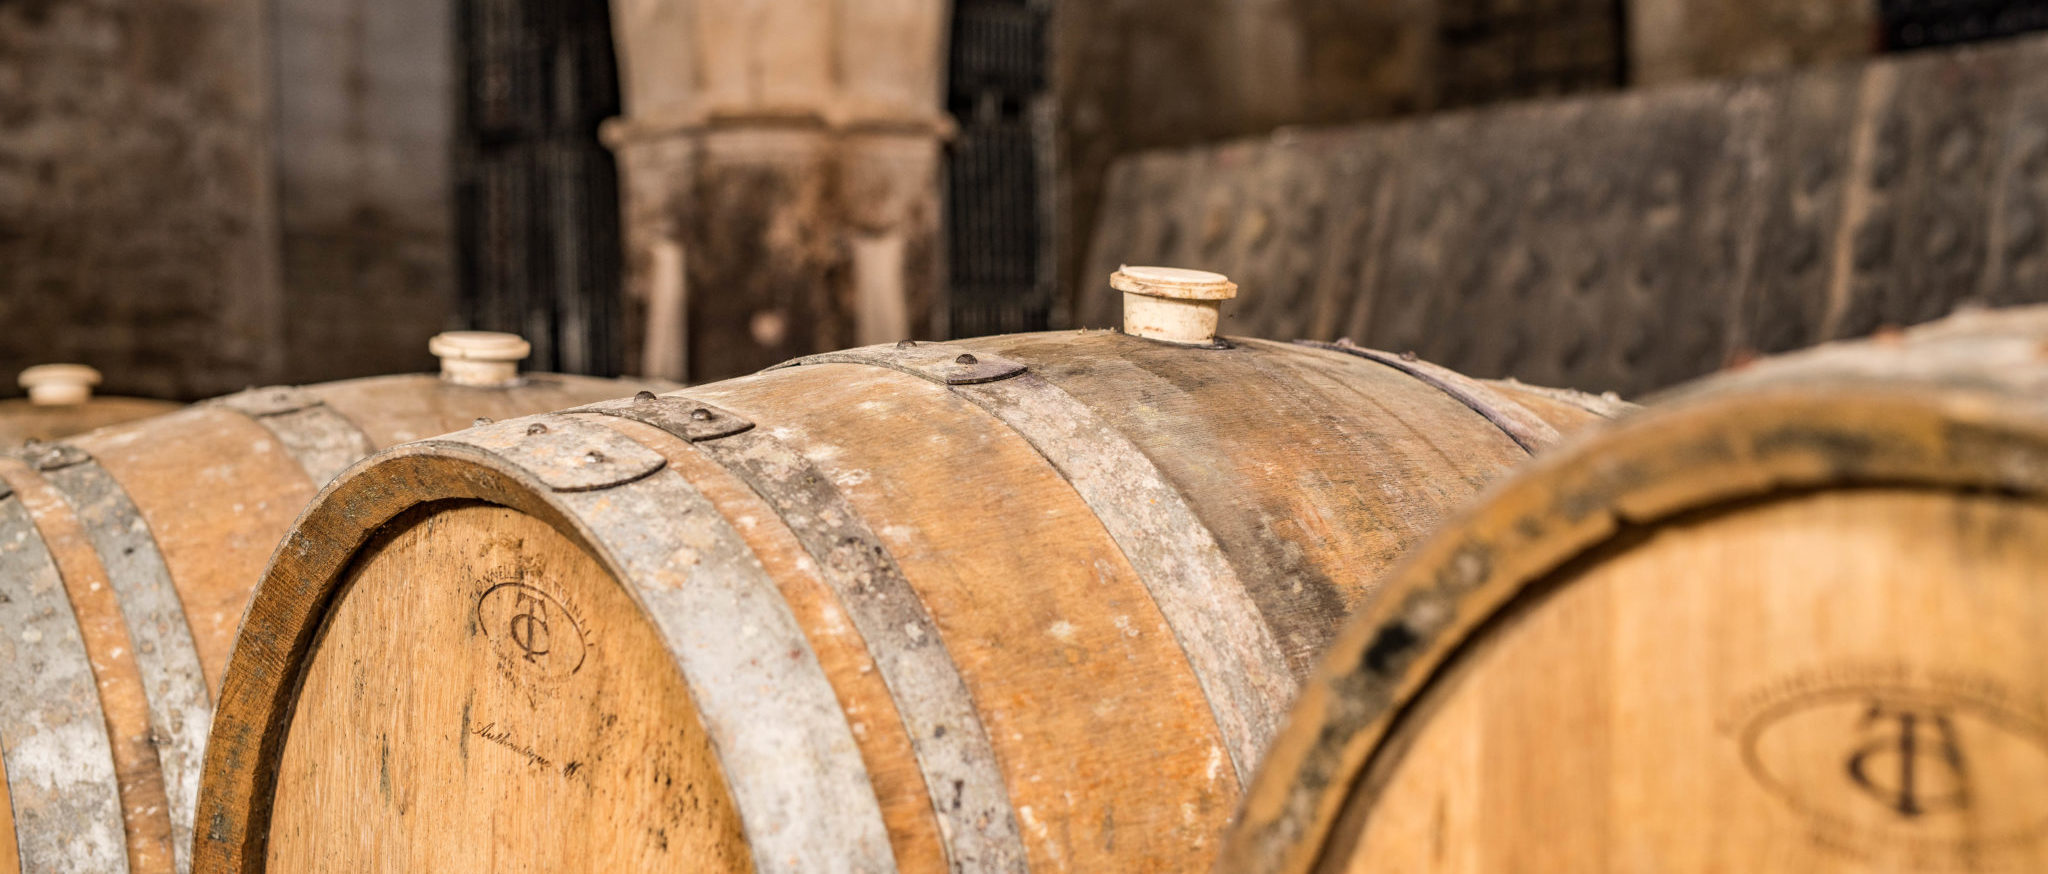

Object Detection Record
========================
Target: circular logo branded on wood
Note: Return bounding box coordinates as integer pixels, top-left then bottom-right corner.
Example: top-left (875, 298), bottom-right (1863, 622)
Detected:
top-left (477, 581), bottom-right (589, 679)
top-left (1728, 664), bottom-right (2048, 863)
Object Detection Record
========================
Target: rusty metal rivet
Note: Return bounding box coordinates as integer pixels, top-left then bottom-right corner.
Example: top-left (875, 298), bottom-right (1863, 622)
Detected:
top-left (473, 417), bottom-right (493, 427)
top-left (896, 339), bottom-right (917, 349)
top-left (689, 408), bottom-right (713, 422)
top-left (584, 451), bottom-right (606, 465)
top-left (955, 353), bottom-right (979, 366)
top-left (527, 423), bottom-right (549, 436)
top-left (634, 390), bottom-right (657, 401)
top-left (1400, 350), bottom-right (1418, 362)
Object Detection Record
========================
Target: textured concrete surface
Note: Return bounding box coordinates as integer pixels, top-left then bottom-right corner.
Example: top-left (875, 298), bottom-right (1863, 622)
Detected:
top-left (1082, 34), bottom-right (2048, 397)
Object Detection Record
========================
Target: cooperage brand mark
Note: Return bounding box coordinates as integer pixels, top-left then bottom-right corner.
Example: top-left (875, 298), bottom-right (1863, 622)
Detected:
top-left (477, 581), bottom-right (587, 678)
top-left (1727, 664), bottom-right (2048, 862)
top-left (1845, 702), bottom-right (1970, 818)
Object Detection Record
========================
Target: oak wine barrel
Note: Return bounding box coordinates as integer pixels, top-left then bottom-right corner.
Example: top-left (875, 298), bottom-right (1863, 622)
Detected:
top-left (0, 365), bottom-right (179, 447)
top-left (1220, 305), bottom-right (2048, 874)
top-left (194, 274), bottom-right (1628, 874)
top-left (0, 332), bottom-right (663, 874)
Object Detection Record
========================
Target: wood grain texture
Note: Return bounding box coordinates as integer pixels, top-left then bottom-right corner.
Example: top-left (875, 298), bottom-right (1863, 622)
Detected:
top-left (311, 373), bottom-right (665, 447)
top-left (616, 420), bottom-right (950, 874)
top-left (1331, 488), bottom-right (2048, 874)
top-left (0, 458), bottom-right (172, 874)
top-left (0, 754), bottom-right (17, 872)
top-left (75, 407), bottom-right (317, 692)
top-left (694, 364), bottom-right (1230, 871)
top-left (1294, 340), bottom-right (1567, 453)
top-left (1220, 305), bottom-right (2048, 874)
top-left (1480, 379), bottom-right (1634, 432)
top-left (196, 332), bottom-right (1613, 874)
top-left (971, 333), bottom-right (1537, 677)
top-left (267, 503), bottom-right (752, 873)
top-left (0, 372), bottom-right (657, 874)
top-left (0, 397), bottom-right (181, 448)
top-left (683, 421), bottom-right (1025, 871)
top-left (0, 489), bottom-right (126, 872)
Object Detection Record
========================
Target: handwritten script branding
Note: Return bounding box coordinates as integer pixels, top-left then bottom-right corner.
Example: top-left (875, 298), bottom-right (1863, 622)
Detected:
top-left (472, 722), bottom-right (551, 769)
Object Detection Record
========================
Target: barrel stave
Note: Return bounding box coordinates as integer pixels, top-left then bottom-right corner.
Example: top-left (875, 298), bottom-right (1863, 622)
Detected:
top-left (621, 418), bottom-right (951, 874)
top-left (690, 363), bottom-right (1234, 870)
top-left (71, 406), bottom-right (316, 691)
top-left (0, 397), bottom-right (182, 448)
top-left (969, 334), bottom-right (1539, 676)
top-left (310, 373), bottom-right (670, 447)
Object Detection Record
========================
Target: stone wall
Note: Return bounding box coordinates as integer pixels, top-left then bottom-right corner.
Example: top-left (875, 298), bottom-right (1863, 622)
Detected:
top-left (0, 0), bottom-right (281, 399)
top-left (273, 0), bottom-right (456, 383)
top-left (1051, 0), bottom-right (1626, 325)
top-left (1082, 34), bottom-right (2048, 397)
top-left (0, 0), bottom-right (458, 398)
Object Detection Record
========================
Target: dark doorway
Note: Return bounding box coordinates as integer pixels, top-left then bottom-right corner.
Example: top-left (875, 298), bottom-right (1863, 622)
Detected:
top-left (1880, 0), bottom-right (2048, 51)
top-left (454, 0), bottom-right (624, 375)
top-left (945, 0), bottom-right (1054, 338)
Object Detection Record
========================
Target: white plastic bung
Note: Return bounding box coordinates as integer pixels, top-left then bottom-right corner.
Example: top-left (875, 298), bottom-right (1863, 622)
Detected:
top-left (429, 331), bottom-right (531, 387)
top-left (1111, 266), bottom-right (1238, 345)
top-left (19, 363), bottom-right (102, 406)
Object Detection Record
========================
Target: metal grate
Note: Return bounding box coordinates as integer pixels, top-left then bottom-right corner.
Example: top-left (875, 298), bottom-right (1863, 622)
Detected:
top-left (1881, 0), bottom-right (2048, 50)
top-left (455, 0), bottom-right (624, 375)
top-left (1437, 0), bottom-right (1628, 108)
top-left (946, 0), bottom-right (1054, 339)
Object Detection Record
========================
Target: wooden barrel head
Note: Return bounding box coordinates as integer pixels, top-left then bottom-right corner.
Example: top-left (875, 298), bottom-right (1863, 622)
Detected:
top-left (1327, 485), bottom-right (2048, 873)
top-left (1222, 307), bottom-right (2048, 874)
top-left (266, 502), bottom-right (749, 872)
top-left (0, 370), bottom-right (663, 874)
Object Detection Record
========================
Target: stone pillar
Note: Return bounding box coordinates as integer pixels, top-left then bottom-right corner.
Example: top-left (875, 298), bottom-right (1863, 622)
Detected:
top-left (605, 0), bottom-right (950, 383)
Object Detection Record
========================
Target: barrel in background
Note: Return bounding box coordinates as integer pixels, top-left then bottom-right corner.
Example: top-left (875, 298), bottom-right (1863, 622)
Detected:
top-left (1221, 306), bottom-right (2048, 874)
top-left (0, 365), bottom-right (179, 447)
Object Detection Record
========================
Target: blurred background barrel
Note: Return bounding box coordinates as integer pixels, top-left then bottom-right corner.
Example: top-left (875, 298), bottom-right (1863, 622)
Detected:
top-left (1221, 306), bottom-right (2048, 874)
top-left (0, 332), bottom-right (664, 874)
top-left (195, 319), bottom-right (1625, 874)
top-left (0, 365), bottom-right (180, 447)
